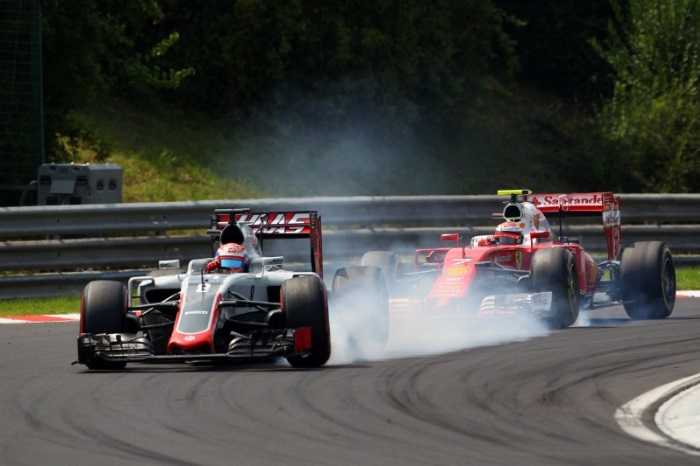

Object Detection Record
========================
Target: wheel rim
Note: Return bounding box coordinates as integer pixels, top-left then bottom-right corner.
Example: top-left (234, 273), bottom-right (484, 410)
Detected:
top-left (567, 261), bottom-right (580, 311)
top-left (661, 256), bottom-right (676, 308)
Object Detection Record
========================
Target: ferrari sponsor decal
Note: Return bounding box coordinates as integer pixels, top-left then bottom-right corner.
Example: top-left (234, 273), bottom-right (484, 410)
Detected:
top-left (602, 209), bottom-right (621, 226)
top-left (493, 253), bottom-right (513, 263)
top-left (444, 264), bottom-right (470, 276)
top-left (515, 249), bottom-right (523, 269)
top-left (433, 283), bottom-right (464, 292)
top-left (530, 193), bottom-right (604, 207)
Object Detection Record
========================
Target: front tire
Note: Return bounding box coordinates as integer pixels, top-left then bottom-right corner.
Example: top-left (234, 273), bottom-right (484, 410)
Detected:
top-left (530, 248), bottom-right (580, 328)
top-left (81, 280), bottom-right (128, 370)
top-left (283, 275), bottom-right (331, 368)
top-left (620, 241), bottom-right (676, 319)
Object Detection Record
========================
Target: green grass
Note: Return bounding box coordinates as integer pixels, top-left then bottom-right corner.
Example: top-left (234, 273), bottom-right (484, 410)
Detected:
top-left (677, 266), bottom-right (700, 292)
top-left (72, 99), bottom-right (261, 202)
top-left (2, 267), bottom-right (699, 317)
top-left (0, 295), bottom-right (80, 317)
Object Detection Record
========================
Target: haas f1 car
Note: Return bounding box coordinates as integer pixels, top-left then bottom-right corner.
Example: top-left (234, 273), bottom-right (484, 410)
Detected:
top-left (76, 208), bottom-right (389, 370)
top-left (360, 190), bottom-right (676, 328)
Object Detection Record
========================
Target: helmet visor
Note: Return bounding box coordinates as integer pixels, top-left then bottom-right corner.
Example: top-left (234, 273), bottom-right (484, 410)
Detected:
top-left (220, 257), bottom-right (245, 269)
top-left (495, 232), bottom-right (522, 245)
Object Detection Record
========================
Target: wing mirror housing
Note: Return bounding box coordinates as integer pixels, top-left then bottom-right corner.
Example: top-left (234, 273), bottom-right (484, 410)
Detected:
top-left (159, 259), bottom-right (181, 270)
top-left (530, 230), bottom-right (551, 239)
top-left (441, 233), bottom-right (460, 246)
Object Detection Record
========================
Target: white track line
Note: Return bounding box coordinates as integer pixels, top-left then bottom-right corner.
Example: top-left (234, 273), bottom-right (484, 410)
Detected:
top-left (616, 375), bottom-right (700, 456)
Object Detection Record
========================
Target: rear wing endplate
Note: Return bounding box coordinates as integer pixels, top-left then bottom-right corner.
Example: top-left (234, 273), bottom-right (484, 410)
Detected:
top-left (207, 209), bottom-right (324, 277)
top-left (529, 192), bottom-right (621, 260)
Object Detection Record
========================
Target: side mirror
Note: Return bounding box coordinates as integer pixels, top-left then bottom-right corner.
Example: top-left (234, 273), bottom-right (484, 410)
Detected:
top-left (530, 230), bottom-right (551, 239)
top-left (441, 233), bottom-right (460, 245)
top-left (159, 259), bottom-right (181, 270)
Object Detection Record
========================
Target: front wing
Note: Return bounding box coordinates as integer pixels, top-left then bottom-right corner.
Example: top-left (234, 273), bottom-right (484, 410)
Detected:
top-left (389, 291), bottom-right (554, 317)
top-left (477, 291), bottom-right (553, 316)
top-left (75, 327), bottom-right (312, 366)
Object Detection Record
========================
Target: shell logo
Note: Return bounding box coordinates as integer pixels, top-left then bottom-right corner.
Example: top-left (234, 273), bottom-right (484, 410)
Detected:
top-left (444, 265), bottom-right (470, 276)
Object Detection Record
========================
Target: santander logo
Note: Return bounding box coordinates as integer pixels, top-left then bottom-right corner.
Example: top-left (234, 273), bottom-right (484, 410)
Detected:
top-left (530, 193), bottom-right (603, 206)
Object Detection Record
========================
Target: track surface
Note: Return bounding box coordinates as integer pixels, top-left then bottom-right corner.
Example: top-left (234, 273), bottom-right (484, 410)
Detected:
top-left (1, 301), bottom-right (698, 466)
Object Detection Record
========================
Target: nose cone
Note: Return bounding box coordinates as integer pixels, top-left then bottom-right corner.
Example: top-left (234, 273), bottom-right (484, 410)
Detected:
top-left (167, 331), bottom-right (214, 354)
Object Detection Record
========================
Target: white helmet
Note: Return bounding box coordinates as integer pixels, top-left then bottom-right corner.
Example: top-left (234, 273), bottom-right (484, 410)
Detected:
top-left (494, 222), bottom-right (524, 245)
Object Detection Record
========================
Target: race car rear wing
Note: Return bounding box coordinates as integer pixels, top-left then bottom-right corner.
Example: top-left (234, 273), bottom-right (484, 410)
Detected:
top-left (529, 192), bottom-right (621, 260)
top-left (207, 209), bottom-right (324, 277)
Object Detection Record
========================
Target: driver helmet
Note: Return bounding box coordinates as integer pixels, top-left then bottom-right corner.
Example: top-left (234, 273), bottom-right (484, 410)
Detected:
top-left (216, 243), bottom-right (249, 272)
top-left (477, 236), bottom-right (496, 247)
top-left (494, 222), bottom-right (524, 245)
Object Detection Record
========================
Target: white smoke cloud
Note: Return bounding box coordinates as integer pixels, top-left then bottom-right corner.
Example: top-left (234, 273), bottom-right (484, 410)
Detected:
top-left (327, 285), bottom-right (390, 364)
top-left (384, 312), bottom-right (550, 359)
top-left (327, 294), bottom-right (551, 365)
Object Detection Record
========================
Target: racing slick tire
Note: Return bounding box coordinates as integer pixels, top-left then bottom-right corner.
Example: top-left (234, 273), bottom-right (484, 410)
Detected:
top-left (81, 280), bottom-right (128, 370)
top-left (332, 266), bottom-right (390, 355)
top-left (529, 247), bottom-right (580, 328)
top-left (358, 251), bottom-right (403, 295)
top-left (620, 241), bottom-right (676, 320)
top-left (283, 275), bottom-right (331, 368)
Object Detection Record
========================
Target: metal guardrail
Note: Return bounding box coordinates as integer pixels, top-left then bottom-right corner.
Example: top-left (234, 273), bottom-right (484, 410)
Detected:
top-left (1, 194), bottom-right (699, 299)
top-left (3, 194), bottom-right (700, 237)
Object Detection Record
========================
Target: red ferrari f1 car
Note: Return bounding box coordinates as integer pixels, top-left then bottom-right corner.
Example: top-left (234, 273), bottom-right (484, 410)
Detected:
top-left (76, 208), bottom-right (388, 370)
top-left (359, 189), bottom-right (676, 328)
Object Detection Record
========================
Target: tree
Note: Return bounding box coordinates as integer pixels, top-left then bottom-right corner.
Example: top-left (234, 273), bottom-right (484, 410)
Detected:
top-left (152, 0), bottom-right (517, 130)
top-left (594, 0), bottom-right (700, 192)
top-left (41, 0), bottom-right (193, 162)
top-left (494, 0), bottom-right (615, 101)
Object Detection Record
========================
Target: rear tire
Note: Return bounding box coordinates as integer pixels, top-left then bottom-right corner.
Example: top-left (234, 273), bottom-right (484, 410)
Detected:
top-left (358, 251), bottom-right (402, 294)
top-left (81, 280), bottom-right (128, 370)
top-left (332, 266), bottom-right (390, 355)
top-left (283, 275), bottom-right (331, 368)
top-left (530, 248), bottom-right (580, 328)
top-left (620, 241), bottom-right (675, 319)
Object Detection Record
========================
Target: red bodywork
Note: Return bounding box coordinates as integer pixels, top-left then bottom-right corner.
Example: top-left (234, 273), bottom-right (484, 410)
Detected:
top-left (529, 192), bottom-right (621, 260)
top-left (405, 192), bottom-right (620, 312)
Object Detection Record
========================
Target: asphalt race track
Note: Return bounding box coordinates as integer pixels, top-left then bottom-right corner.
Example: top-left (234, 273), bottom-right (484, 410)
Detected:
top-left (1, 301), bottom-right (699, 466)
